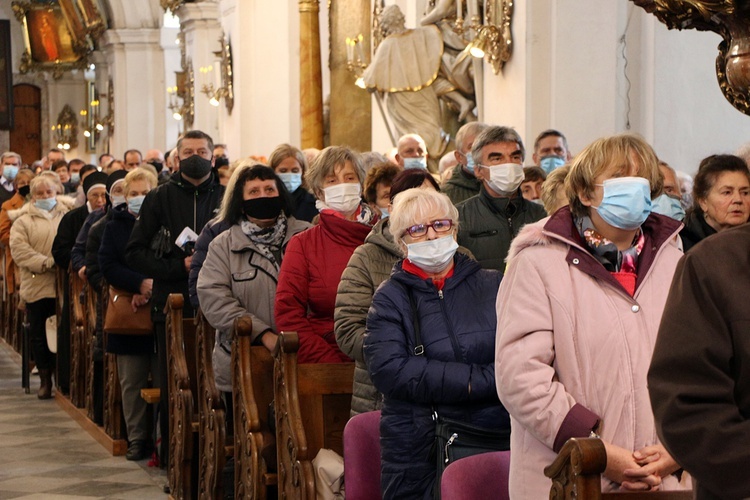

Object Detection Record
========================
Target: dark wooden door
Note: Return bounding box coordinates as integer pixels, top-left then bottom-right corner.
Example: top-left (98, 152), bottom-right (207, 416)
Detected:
top-left (9, 84), bottom-right (42, 167)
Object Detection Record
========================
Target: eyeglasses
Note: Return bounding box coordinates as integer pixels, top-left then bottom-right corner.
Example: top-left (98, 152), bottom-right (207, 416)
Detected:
top-left (403, 219), bottom-right (454, 238)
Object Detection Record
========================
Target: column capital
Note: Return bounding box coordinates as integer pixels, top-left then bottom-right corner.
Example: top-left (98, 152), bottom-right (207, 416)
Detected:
top-left (176, 1), bottom-right (220, 27)
top-left (102, 28), bottom-right (161, 48)
top-left (299, 0), bottom-right (320, 14)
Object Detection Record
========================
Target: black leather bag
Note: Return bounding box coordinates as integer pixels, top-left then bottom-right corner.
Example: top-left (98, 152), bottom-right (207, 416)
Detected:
top-left (433, 415), bottom-right (510, 498)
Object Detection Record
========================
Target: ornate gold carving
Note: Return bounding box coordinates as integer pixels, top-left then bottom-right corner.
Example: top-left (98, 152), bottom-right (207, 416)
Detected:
top-left (161, 0), bottom-right (184, 13)
top-left (631, 0), bottom-right (750, 115)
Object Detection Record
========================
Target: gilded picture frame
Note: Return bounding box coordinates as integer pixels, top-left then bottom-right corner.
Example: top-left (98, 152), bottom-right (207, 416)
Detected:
top-left (12, 1), bottom-right (88, 79)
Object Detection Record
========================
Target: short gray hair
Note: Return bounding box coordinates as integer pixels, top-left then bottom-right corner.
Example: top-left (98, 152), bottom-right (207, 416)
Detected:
top-left (31, 171), bottom-right (63, 196)
top-left (455, 122), bottom-right (489, 154)
top-left (389, 188), bottom-right (458, 252)
top-left (471, 126), bottom-right (525, 163)
top-left (305, 146), bottom-right (364, 198)
top-left (1, 151), bottom-right (21, 164)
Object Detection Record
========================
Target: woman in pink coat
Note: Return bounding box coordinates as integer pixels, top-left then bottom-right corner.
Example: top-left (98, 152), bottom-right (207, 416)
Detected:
top-left (495, 134), bottom-right (691, 497)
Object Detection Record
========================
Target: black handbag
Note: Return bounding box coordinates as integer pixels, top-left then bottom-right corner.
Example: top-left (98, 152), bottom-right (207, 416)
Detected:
top-left (407, 290), bottom-right (510, 499)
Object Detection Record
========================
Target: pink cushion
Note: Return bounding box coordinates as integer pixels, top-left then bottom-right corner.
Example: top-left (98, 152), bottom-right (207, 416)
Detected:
top-left (343, 411), bottom-right (381, 500)
top-left (440, 451), bottom-right (511, 500)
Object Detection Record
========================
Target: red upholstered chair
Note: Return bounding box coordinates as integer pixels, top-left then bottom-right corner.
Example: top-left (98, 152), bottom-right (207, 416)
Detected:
top-left (343, 410), bottom-right (382, 500)
top-left (440, 450), bottom-right (511, 500)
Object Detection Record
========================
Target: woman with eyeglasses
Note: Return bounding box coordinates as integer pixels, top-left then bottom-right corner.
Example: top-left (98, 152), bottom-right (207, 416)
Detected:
top-left (363, 188), bottom-right (509, 499)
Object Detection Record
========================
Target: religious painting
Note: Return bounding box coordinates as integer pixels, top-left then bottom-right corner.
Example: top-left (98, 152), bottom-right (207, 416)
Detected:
top-left (0, 20), bottom-right (13, 130)
top-left (12, 1), bottom-right (89, 78)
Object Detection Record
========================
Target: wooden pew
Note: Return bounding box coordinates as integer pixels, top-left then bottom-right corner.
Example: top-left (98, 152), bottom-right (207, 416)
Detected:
top-left (195, 310), bottom-right (229, 500)
top-left (69, 269), bottom-right (87, 408)
top-left (232, 316), bottom-right (277, 499)
top-left (100, 282), bottom-right (125, 440)
top-left (545, 438), bottom-right (693, 499)
top-left (274, 331), bottom-right (354, 499)
top-left (165, 293), bottom-right (198, 500)
top-left (84, 283), bottom-right (97, 420)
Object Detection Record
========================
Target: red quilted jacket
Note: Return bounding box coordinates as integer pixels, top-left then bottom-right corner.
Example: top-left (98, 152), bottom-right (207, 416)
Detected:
top-left (275, 211), bottom-right (372, 363)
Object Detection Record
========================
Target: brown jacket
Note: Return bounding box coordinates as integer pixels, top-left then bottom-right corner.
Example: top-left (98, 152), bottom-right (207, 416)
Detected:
top-left (0, 193), bottom-right (26, 292)
top-left (649, 223), bottom-right (750, 499)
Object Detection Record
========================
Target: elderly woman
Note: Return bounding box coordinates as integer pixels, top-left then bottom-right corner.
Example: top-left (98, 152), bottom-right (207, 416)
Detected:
top-left (98, 167), bottom-right (159, 461)
top-left (9, 173), bottom-right (72, 399)
top-left (198, 165), bottom-right (310, 393)
top-left (495, 134), bottom-right (690, 496)
top-left (680, 154), bottom-right (750, 252)
top-left (540, 165), bottom-right (570, 215)
top-left (335, 168), bottom-right (443, 416)
top-left (363, 162), bottom-right (400, 218)
top-left (363, 189), bottom-right (508, 499)
top-left (0, 168), bottom-right (35, 295)
top-left (269, 143), bottom-right (318, 223)
top-left (275, 146), bottom-right (377, 363)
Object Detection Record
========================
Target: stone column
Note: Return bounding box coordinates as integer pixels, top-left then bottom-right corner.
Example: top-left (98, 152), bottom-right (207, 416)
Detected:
top-left (299, 0), bottom-right (324, 149)
top-left (101, 28), bottom-right (166, 156)
top-left (176, 1), bottom-right (222, 141)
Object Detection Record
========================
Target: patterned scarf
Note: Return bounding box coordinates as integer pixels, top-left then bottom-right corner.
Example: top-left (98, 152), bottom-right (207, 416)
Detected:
top-left (575, 216), bottom-right (645, 273)
top-left (317, 202), bottom-right (380, 227)
top-left (240, 212), bottom-right (288, 263)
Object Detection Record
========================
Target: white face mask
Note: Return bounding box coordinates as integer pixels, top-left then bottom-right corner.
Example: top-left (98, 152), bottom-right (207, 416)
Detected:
top-left (322, 183), bottom-right (362, 215)
top-left (404, 234), bottom-right (459, 274)
top-left (482, 163), bottom-right (525, 194)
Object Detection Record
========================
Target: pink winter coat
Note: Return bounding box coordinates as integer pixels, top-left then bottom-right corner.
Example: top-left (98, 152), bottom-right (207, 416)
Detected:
top-left (495, 207), bottom-right (689, 498)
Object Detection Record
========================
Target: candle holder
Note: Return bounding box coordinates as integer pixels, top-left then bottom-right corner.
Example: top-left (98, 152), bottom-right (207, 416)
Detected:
top-left (450, 0), bottom-right (514, 75)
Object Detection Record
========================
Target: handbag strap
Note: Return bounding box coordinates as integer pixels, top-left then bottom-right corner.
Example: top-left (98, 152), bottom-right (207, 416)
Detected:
top-left (407, 288), bottom-right (424, 356)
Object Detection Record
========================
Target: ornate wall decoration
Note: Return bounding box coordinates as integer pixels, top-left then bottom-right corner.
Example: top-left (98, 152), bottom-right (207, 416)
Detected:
top-left (630, 0), bottom-right (750, 115)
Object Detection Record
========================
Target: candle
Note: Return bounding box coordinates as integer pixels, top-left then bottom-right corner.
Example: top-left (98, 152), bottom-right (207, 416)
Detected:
top-left (456, 0), bottom-right (462, 21)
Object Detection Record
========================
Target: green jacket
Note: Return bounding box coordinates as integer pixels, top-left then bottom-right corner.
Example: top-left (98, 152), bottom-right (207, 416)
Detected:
top-left (443, 163), bottom-right (481, 205)
top-left (457, 186), bottom-right (547, 270)
top-left (335, 218), bottom-right (402, 415)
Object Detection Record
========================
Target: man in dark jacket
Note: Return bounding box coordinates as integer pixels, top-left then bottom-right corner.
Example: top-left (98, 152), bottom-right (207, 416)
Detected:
top-left (125, 129), bottom-right (224, 468)
top-left (456, 126), bottom-right (547, 270)
top-left (442, 122), bottom-right (487, 205)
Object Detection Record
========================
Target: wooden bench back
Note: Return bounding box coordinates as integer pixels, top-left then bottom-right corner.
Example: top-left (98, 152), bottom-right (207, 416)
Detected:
top-left (274, 331), bottom-right (354, 500)
top-left (69, 268), bottom-right (87, 408)
top-left (195, 310), bottom-right (227, 500)
top-left (84, 282), bottom-right (97, 420)
top-left (232, 316), bottom-right (277, 500)
top-left (100, 281), bottom-right (125, 441)
top-left (166, 293), bottom-right (198, 500)
top-left (545, 438), bottom-right (693, 499)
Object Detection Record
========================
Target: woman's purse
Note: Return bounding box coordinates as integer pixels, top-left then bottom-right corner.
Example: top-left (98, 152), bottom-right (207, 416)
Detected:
top-left (406, 290), bottom-right (509, 499)
top-left (103, 286), bottom-right (153, 335)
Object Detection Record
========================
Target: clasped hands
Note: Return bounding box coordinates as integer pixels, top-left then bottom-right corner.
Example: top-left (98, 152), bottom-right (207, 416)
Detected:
top-left (131, 279), bottom-right (153, 312)
top-left (603, 441), bottom-right (680, 491)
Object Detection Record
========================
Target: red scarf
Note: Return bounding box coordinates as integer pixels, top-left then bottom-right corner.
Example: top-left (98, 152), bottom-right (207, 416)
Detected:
top-left (402, 259), bottom-right (454, 290)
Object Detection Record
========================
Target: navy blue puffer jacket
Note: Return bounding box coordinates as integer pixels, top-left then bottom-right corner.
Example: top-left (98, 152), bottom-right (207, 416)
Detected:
top-left (364, 252), bottom-right (510, 499)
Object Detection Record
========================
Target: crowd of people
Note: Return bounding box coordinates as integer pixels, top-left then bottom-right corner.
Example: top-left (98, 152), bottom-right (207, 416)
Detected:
top-left (1, 122), bottom-right (749, 498)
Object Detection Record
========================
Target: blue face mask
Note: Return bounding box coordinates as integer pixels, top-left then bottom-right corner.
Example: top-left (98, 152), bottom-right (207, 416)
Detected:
top-left (463, 152), bottom-right (476, 174)
top-left (540, 155), bottom-right (566, 175)
top-left (651, 193), bottom-right (685, 221)
top-left (594, 177), bottom-right (652, 230)
top-left (70, 172), bottom-right (80, 185)
top-left (278, 172), bottom-right (302, 193)
top-left (127, 195), bottom-right (146, 216)
top-left (403, 157), bottom-right (427, 170)
top-left (3, 165), bottom-right (18, 181)
top-left (34, 197), bottom-right (57, 212)
top-left (379, 207), bottom-right (389, 219)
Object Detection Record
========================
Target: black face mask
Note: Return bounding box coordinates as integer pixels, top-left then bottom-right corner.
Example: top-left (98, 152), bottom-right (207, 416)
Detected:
top-left (18, 185), bottom-right (30, 197)
top-left (179, 155), bottom-right (212, 180)
top-left (243, 196), bottom-right (283, 220)
top-left (148, 160), bottom-right (164, 173)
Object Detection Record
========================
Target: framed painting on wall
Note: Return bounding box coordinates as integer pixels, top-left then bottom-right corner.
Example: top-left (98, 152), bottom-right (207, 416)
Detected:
top-left (0, 20), bottom-right (13, 130)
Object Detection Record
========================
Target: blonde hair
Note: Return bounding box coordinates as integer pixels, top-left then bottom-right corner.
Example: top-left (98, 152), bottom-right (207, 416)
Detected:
top-left (565, 134), bottom-right (662, 218)
top-left (30, 172), bottom-right (63, 196)
top-left (305, 146), bottom-right (364, 198)
top-left (123, 167), bottom-right (158, 195)
top-left (389, 188), bottom-right (458, 252)
top-left (216, 158), bottom-right (264, 222)
top-left (541, 165), bottom-right (570, 215)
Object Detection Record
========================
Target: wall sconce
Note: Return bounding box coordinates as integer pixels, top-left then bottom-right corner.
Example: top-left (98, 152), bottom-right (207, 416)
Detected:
top-left (199, 32), bottom-right (234, 112)
top-left (454, 0), bottom-right (513, 75)
top-left (345, 34), bottom-right (367, 89)
top-left (53, 104), bottom-right (78, 150)
top-left (167, 85), bottom-right (186, 120)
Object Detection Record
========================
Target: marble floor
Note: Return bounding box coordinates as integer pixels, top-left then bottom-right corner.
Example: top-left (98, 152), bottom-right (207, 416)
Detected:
top-left (0, 340), bottom-right (168, 499)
